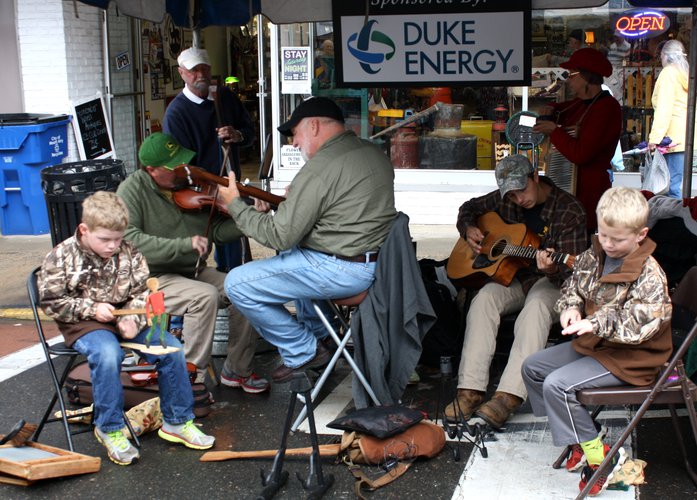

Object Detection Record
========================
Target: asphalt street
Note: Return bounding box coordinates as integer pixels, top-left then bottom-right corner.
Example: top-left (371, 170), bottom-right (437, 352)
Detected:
top-left (0, 229), bottom-right (695, 498)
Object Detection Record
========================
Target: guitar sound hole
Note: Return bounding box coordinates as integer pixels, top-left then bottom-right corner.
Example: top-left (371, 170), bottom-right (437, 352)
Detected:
top-left (489, 240), bottom-right (506, 258)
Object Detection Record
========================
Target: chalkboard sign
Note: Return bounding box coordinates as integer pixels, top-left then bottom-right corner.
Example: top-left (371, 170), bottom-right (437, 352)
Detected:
top-left (70, 95), bottom-right (115, 160)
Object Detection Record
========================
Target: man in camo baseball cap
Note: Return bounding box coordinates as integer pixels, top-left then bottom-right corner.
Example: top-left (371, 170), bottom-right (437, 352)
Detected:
top-left (495, 154), bottom-right (535, 197)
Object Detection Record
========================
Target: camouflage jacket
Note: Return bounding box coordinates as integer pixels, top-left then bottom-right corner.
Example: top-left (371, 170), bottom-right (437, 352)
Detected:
top-left (557, 236), bottom-right (673, 385)
top-left (38, 232), bottom-right (150, 346)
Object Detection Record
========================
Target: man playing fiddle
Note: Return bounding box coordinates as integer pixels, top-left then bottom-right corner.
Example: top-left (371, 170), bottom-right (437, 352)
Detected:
top-left (117, 132), bottom-right (269, 392)
top-left (218, 97), bottom-right (397, 383)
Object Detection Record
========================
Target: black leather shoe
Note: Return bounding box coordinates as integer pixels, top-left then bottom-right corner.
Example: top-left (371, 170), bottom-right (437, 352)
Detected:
top-left (271, 342), bottom-right (331, 383)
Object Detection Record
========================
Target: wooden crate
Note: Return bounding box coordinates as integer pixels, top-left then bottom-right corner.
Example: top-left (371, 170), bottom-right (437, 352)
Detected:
top-left (0, 441), bottom-right (100, 484)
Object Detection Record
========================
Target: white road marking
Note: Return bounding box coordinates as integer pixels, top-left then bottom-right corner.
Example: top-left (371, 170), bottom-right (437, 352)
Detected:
top-left (451, 416), bottom-right (635, 500)
top-left (0, 336), bottom-right (64, 382)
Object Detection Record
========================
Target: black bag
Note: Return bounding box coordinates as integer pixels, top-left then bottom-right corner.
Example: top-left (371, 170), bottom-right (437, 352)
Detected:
top-left (327, 405), bottom-right (425, 439)
top-left (418, 259), bottom-right (463, 368)
top-left (65, 361), bottom-right (213, 417)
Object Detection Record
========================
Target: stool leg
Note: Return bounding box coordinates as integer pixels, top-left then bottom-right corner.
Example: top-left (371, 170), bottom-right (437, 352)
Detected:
top-left (291, 302), bottom-right (381, 432)
top-left (315, 303), bottom-right (380, 405)
top-left (291, 335), bottom-right (345, 432)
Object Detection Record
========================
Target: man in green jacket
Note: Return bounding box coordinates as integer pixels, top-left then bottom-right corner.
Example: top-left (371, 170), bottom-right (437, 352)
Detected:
top-left (218, 97), bottom-right (397, 383)
top-left (117, 132), bottom-right (269, 393)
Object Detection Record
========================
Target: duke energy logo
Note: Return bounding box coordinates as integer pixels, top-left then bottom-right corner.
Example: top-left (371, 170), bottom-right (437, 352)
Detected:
top-left (346, 20), bottom-right (395, 74)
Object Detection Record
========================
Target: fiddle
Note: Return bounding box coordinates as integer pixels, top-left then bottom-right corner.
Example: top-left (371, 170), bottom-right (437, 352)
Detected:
top-left (171, 165), bottom-right (285, 210)
top-left (173, 186), bottom-right (230, 216)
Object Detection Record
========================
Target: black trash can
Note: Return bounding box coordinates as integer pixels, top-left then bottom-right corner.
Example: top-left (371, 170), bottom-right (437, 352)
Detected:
top-left (41, 159), bottom-right (126, 246)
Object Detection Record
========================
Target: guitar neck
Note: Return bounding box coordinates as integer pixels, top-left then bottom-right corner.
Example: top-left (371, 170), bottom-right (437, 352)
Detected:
top-left (502, 244), bottom-right (575, 268)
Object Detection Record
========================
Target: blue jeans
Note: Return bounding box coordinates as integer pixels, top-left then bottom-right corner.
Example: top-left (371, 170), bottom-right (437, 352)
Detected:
top-left (224, 247), bottom-right (376, 368)
top-left (665, 151), bottom-right (684, 199)
top-left (73, 328), bottom-right (194, 432)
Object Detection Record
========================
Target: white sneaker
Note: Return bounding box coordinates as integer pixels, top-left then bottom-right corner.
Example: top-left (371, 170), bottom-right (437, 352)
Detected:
top-left (158, 420), bottom-right (215, 450)
top-left (94, 427), bottom-right (139, 465)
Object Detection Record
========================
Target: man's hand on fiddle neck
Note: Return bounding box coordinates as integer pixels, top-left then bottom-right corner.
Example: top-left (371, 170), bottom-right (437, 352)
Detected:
top-left (218, 171), bottom-right (272, 213)
top-left (217, 171), bottom-right (241, 206)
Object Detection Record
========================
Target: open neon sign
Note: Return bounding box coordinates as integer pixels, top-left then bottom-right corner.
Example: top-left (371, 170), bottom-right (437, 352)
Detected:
top-left (615, 10), bottom-right (670, 39)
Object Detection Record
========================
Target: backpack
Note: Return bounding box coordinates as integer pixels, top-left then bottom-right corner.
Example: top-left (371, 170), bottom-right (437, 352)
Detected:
top-left (328, 406), bottom-right (445, 496)
top-left (418, 259), bottom-right (463, 368)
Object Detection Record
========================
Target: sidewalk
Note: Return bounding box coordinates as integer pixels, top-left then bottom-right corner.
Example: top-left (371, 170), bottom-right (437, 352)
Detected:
top-left (0, 225), bottom-right (458, 315)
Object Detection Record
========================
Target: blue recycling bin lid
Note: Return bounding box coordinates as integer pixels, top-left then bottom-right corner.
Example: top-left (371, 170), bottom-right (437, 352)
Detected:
top-left (0, 113), bottom-right (70, 125)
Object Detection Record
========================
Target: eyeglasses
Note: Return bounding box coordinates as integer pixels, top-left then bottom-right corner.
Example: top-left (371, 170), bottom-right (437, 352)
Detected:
top-left (567, 71), bottom-right (581, 78)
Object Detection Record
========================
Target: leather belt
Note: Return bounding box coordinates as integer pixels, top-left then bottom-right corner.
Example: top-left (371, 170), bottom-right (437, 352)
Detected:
top-left (335, 252), bottom-right (379, 263)
top-left (304, 247), bottom-right (378, 263)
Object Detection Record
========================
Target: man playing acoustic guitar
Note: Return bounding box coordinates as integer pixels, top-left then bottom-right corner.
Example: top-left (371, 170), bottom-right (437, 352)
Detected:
top-left (445, 154), bottom-right (587, 429)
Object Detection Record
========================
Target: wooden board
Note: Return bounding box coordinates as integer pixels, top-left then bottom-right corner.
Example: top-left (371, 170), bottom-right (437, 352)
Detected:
top-left (120, 342), bottom-right (181, 355)
top-left (0, 440), bottom-right (100, 481)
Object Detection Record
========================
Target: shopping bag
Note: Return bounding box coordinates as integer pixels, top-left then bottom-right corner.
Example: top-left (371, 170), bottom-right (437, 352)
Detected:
top-left (641, 149), bottom-right (670, 195)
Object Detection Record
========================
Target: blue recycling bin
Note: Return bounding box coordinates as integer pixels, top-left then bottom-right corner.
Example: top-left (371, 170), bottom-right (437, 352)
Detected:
top-left (0, 113), bottom-right (71, 235)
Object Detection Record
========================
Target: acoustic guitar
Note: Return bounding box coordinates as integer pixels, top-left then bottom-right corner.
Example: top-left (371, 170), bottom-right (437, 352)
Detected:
top-left (446, 212), bottom-right (575, 288)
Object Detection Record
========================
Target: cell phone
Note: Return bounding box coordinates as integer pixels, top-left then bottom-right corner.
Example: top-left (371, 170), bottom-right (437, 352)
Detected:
top-left (519, 115), bottom-right (537, 128)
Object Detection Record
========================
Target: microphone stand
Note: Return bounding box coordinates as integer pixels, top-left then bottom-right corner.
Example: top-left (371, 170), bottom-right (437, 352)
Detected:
top-left (435, 356), bottom-right (489, 460)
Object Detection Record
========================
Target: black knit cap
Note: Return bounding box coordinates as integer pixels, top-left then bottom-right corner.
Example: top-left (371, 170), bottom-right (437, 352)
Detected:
top-left (277, 97), bottom-right (345, 136)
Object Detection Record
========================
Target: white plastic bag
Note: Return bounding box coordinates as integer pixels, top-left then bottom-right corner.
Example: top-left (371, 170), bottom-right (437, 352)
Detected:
top-left (641, 150), bottom-right (670, 195)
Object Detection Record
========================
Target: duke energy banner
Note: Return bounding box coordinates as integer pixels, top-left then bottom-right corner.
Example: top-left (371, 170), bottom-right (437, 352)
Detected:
top-left (333, 0), bottom-right (531, 88)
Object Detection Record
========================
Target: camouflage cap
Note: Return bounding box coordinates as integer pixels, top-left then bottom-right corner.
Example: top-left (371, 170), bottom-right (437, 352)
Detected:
top-left (495, 154), bottom-right (534, 197)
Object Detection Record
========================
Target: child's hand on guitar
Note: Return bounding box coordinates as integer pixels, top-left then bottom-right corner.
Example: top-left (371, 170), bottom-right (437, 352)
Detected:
top-left (465, 226), bottom-right (485, 253)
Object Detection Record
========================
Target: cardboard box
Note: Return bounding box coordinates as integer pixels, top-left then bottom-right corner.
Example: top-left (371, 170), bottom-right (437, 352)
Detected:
top-left (461, 120), bottom-right (494, 158)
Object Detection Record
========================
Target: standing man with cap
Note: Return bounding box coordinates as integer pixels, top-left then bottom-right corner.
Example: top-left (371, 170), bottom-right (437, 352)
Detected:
top-left (444, 154), bottom-right (587, 430)
top-left (165, 46), bottom-right (256, 274)
top-left (164, 47), bottom-right (254, 178)
top-left (217, 97), bottom-right (397, 383)
top-left (533, 48), bottom-right (622, 233)
top-left (117, 132), bottom-right (270, 393)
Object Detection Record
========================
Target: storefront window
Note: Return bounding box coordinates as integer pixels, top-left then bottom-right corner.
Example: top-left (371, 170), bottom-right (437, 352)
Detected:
top-left (275, 6), bottom-right (691, 175)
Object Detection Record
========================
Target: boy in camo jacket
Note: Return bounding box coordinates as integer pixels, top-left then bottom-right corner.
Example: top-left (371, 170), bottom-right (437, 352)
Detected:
top-left (522, 187), bottom-right (672, 496)
top-left (39, 191), bottom-right (214, 466)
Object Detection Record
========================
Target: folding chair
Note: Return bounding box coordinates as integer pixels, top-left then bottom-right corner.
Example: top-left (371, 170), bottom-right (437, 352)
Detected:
top-left (290, 290), bottom-right (380, 432)
top-left (552, 317), bottom-right (697, 500)
top-left (28, 267), bottom-right (142, 451)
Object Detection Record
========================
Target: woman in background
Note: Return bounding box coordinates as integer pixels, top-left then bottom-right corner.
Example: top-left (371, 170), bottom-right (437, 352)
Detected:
top-left (533, 48), bottom-right (622, 233)
top-left (648, 40), bottom-right (690, 199)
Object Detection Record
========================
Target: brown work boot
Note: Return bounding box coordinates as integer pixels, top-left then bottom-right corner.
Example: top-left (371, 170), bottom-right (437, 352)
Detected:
top-left (475, 391), bottom-right (524, 429)
top-left (444, 389), bottom-right (484, 422)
